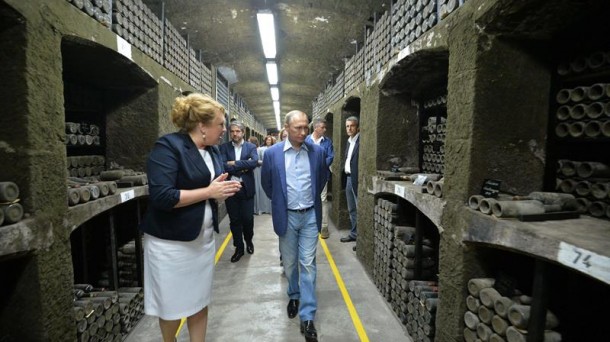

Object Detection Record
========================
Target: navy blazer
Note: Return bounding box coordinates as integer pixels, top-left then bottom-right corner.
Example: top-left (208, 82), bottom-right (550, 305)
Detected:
top-left (140, 132), bottom-right (222, 241)
top-left (342, 135), bottom-right (360, 196)
top-left (261, 141), bottom-right (328, 236)
top-left (219, 140), bottom-right (259, 198)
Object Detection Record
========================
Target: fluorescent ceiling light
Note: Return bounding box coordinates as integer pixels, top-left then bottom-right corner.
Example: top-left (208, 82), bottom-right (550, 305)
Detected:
top-left (266, 61), bottom-right (278, 85)
top-left (273, 101), bottom-right (280, 116)
top-left (270, 86), bottom-right (280, 101)
top-left (257, 12), bottom-right (277, 59)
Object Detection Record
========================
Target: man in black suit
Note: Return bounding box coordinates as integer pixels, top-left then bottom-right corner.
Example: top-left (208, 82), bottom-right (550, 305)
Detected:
top-left (220, 121), bottom-right (259, 262)
top-left (341, 116), bottom-right (360, 244)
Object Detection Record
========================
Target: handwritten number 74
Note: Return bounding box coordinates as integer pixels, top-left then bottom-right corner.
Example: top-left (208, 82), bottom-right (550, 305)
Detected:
top-left (573, 249), bottom-right (592, 268)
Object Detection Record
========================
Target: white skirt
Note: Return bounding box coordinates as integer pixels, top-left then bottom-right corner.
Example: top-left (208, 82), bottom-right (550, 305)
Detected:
top-left (143, 224), bottom-right (215, 320)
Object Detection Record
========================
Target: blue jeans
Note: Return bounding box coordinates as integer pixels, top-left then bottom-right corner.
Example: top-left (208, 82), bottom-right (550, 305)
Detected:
top-left (346, 176), bottom-right (358, 239)
top-left (279, 209), bottom-right (318, 321)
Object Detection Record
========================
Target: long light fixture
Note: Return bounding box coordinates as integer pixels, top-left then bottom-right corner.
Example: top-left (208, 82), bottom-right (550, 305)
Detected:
top-left (266, 61), bottom-right (278, 85)
top-left (257, 11), bottom-right (277, 59)
top-left (258, 10), bottom-right (281, 130)
top-left (270, 86), bottom-right (280, 101)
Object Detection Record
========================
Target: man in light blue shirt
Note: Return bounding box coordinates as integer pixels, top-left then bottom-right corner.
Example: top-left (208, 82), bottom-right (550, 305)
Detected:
top-left (261, 111), bottom-right (327, 342)
top-left (305, 118), bottom-right (334, 239)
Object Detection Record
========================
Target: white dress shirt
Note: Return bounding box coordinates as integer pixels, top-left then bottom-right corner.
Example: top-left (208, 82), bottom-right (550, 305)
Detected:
top-left (344, 132), bottom-right (360, 175)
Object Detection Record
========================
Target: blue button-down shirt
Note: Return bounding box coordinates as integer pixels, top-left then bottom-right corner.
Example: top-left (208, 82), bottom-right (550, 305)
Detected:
top-left (284, 140), bottom-right (313, 210)
top-left (305, 134), bottom-right (334, 169)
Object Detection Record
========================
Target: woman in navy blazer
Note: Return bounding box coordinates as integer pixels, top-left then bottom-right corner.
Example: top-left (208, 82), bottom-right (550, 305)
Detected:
top-left (140, 93), bottom-right (241, 342)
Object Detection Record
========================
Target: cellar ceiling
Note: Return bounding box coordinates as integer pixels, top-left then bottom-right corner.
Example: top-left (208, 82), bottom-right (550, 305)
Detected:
top-left (143, 0), bottom-right (390, 132)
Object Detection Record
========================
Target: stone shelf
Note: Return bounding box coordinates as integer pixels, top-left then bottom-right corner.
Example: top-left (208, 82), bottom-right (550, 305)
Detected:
top-left (368, 176), bottom-right (445, 232)
top-left (0, 186), bottom-right (149, 259)
top-left (0, 218), bottom-right (54, 259)
top-left (463, 209), bottom-right (610, 285)
top-left (65, 185), bottom-right (149, 233)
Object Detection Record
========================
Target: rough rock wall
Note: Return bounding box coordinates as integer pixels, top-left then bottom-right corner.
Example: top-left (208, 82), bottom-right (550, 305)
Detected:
top-left (356, 84), bottom-right (379, 272)
top-left (106, 88), bottom-right (160, 172)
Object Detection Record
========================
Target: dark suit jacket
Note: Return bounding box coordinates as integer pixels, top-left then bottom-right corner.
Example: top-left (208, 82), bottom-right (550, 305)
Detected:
top-left (219, 140), bottom-right (259, 198)
top-left (261, 141), bottom-right (328, 236)
top-left (140, 132), bottom-right (222, 241)
top-left (342, 135), bottom-right (360, 196)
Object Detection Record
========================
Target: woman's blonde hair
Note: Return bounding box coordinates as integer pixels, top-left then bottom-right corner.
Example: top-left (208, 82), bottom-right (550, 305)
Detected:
top-left (171, 93), bottom-right (225, 131)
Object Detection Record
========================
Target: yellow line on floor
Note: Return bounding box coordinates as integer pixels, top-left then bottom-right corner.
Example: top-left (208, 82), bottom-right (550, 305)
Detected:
top-left (320, 237), bottom-right (370, 342)
top-left (175, 232), bottom-right (233, 337)
top-left (215, 231), bottom-right (233, 264)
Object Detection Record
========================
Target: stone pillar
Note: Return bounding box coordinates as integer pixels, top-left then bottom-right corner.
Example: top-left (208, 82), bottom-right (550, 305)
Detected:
top-left (356, 86), bottom-right (380, 271)
top-left (0, 2), bottom-right (76, 340)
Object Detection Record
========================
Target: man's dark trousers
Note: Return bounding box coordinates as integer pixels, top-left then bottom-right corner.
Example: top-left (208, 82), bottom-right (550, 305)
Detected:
top-left (226, 186), bottom-right (254, 252)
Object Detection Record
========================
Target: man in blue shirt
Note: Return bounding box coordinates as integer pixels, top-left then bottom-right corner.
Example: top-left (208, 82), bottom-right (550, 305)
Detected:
top-left (305, 118), bottom-right (334, 239)
top-left (261, 111), bottom-right (327, 342)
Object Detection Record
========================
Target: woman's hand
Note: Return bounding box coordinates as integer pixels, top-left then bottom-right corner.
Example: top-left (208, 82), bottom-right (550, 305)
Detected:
top-left (207, 173), bottom-right (241, 201)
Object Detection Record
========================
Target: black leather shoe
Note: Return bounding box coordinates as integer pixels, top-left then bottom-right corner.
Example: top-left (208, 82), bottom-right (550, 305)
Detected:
top-left (287, 299), bottom-right (299, 319)
top-left (230, 250), bottom-right (244, 263)
top-left (246, 242), bottom-right (254, 254)
top-left (340, 236), bottom-right (356, 243)
top-left (300, 320), bottom-right (318, 342)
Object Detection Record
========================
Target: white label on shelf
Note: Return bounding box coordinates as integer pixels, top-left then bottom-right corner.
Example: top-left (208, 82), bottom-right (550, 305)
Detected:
top-left (394, 184), bottom-right (405, 198)
top-left (120, 189), bottom-right (135, 203)
top-left (117, 36), bottom-right (132, 60)
top-left (397, 46), bottom-right (411, 62)
top-left (378, 69), bottom-right (386, 82)
top-left (557, 241), bottom-right (610, 285)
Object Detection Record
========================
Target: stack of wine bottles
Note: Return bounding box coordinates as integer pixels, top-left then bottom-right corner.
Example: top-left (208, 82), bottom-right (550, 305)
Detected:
top-left (65, 122), bottom-right (101, 148)
top-left (67, 177), bottom-right (118, 207)
top-left (73, 284), bottom-right (122, 342)
top-left (464, 278), bottom-right (561, 342)
top-left (344, 48), bottom-right (364, 95)
top-left (0, 181), bottom-right (24, 226)
top-left (420, 95), bottom-right (448, 175)
top-left (73, 284), bottom-right (144, 341)
top-left (556, 160), bottom-right (610, 219)
top-left (99, 169), bottom-right (148, 188)
top-left (373, 198), bottom-right (400, 301)
top-left (363, 11), bottom-right (390, 86)
top-left (67, 155), bottom-right (106, 178)
top-left (66, 0), bottom-right (112, 27)
top-left (405, 280), bottom-right (439, 342)
top-left (392, 0), bottom-right (440, 49)
top-left (117, 240), bottom-right (140, 287)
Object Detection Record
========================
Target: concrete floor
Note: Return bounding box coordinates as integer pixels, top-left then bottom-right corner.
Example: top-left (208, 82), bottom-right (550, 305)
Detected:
top-left (125, 209), bottom-right (411, 342)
